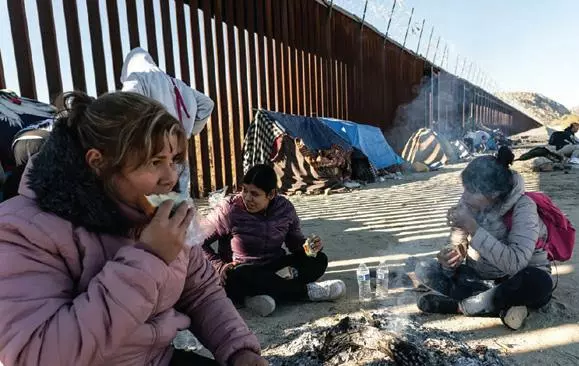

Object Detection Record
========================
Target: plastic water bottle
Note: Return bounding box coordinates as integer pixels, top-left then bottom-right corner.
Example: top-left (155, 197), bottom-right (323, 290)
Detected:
top-left (357, 263), bottom-right (372, 301)
top-left (376, 262), bottom-right (389, 299)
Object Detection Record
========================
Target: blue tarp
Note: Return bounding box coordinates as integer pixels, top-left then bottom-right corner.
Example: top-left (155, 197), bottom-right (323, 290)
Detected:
top-left (264, 111), bottom-right (352, 151)
top-left (320, 118), bottom-right (403, 169)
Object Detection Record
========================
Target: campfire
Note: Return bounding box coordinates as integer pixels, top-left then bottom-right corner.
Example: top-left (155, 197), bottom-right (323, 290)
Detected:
top-left (266, 311), bottom-right (506, 366)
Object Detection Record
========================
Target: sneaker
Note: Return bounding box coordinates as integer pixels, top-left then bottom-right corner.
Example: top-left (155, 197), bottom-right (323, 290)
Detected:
top-left (417, 293), bottom-right (459, 314)
top-left (244, 295), bottom-right (276, 317)
top-left (500, 306), bottom-right (528, 330)
top-left (306, 280), bottom-right (346, 301)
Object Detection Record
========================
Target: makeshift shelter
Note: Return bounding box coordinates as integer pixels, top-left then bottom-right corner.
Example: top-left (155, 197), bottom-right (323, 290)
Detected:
top-left (242, 110), bottom-right (353, 194)
top-left (0, 91), bottom-right (55, 170)
top-left (320, 118), bottom-right (404, 174)
top-left (401, 128), bottom-right (458, 170)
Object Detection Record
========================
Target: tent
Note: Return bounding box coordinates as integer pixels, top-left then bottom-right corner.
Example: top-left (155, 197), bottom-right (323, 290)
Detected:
top-left (401, 128), bottom-right (458, 170)
top-left (320, 118), bottom-right (404, 171)
top-left (242, 110), bottom-right (353, 194)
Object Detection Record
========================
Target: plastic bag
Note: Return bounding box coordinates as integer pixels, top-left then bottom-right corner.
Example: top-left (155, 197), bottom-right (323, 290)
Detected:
top-left (183, 198), bottom-right (212, 247)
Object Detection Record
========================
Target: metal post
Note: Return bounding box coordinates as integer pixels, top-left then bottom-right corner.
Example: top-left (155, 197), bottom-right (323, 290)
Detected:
top-left (328, 0), bottom-right (335, 18)
top-left (455, 53), bottom-right (460, 74)
top-left (432, 36), bottom-right (441, 64)
top-left (384, 0), bottom-right (397, 40)
top-left (460, 58), bottom-right (467, 77)
top-left (415, 19), bottom-right (425, 53)
top-left (360, 0), bottom-right (369, 31)
top-left (441, 43), bottom-right (448, 68)
top-left (402, 8), bottom-right (414, 48)
top-left (425, 26), bottom-right (434, 59)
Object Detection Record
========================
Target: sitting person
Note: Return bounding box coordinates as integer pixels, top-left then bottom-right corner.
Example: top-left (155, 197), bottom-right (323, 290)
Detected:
top-left (202, 164), bottom-right (346, 316)
top-left (415, 147), bottom-right (553, 330)
top-left (2, 128), bottom-right (50, 201)
top-left (549, 123), bottom-right (579, 158)
top-left (0, 91), bottom-right (266, 366)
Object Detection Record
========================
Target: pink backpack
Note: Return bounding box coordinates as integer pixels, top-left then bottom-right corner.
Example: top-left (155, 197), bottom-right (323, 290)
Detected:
top-left (504, 192), bottom-right (575, 262)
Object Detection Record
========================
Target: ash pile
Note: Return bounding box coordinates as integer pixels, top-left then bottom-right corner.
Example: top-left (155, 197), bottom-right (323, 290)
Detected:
top-left (266, 311), bottom-right (506, 366)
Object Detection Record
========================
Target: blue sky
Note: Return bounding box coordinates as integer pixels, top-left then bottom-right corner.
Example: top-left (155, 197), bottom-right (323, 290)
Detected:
top-left (1, 0), bottom-right (578, 108)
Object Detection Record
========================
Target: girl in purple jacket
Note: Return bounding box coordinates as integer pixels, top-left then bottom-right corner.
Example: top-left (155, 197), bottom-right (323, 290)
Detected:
top-left (0, 92), bottom-right (266, 366)
top-left (202, 164), bottom-right (346, 317)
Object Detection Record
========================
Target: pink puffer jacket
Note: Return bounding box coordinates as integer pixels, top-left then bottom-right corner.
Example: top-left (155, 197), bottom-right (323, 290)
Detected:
top-left (0, 122), bottom-right (260, 366)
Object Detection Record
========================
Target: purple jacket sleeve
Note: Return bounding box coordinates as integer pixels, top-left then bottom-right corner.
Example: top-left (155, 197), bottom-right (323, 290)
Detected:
top-left (201, 200), bottom-right (233, 274)
top-left (0, 219), bottom-right (169, 366)
top-left (284, 202), bottom-right (307, 254)
top-left (176, 246), bottom-right (260, 365)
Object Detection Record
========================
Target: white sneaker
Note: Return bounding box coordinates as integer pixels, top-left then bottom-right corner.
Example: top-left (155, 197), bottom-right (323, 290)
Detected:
top-left (500, 306), bottom-right (528, 330)
top-left (306, 280), bottom-right (346, 302)
top-left (244, 295), bottom-right (276, 317)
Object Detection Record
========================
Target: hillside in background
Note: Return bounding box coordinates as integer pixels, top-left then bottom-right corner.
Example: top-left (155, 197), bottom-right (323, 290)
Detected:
top-left (496, 92), bottom-right (579, 129)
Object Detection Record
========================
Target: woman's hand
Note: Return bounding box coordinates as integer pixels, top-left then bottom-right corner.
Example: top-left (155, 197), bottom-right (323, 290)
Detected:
top-left (139, 200), bottom-right (195, 264)
top-left (309, 235), bottom-right (323, 254)
top-left (230, 350), bottom-right (269, 366)
top-left (447, 204), bottom-right (478, 234)
top-left (437, 248), bottom-right (463, 269)
top-left (219, 262), bottom-right (238, 284)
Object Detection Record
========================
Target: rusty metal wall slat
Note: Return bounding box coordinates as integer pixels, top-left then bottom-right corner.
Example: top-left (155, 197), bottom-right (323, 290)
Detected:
top-left (188, 0), bottom-right (210, 196)
top-left (301, 0), bottom-right (311, 116)
top-left (86, 0), bottom-right (108, 96)
top-left (62, 0), bottom-right (86, 91)
top-left (160, 0), bottom-right (175, 76)
top-left (214, 0), bottom-right (233, 187)
top-left (36, 0), bottom-right (62, 102)
top-left (225, 0), bottom-right (243, 186)
top-left (327, 11), bottom-right (335, 118)
top-left (246, 0), bottom-right (259, 118)
top-left (255, 0), bottom-right (268, 109)
top-left (281, 0), bottom-right (292, 114)
top-left (125, 0), bottom-right (140, 49)
top-left (202, 0), bottom-right (223, 189)
top-left (143, 0), bottom-right (159, 63)
top-left (175, 0), bottom-right (190, 84)
top-left (105, 0), bottom-right (124, 90)
top-left (0, 49), bottom-right (5, 89)
top-left (293, 0), bottom-right (304, 116)
top-left (7, 0), bottom-right (36, 98)
top-left (234, 0), bottom-right (251, 135)
top-left (272, 0), bottom-right (285, 112)
top-left (287, 0), bottom-right (298, 114)
top-left (264, 0), bottom-right (276, 111)
top-left (173, 0), bottom-right (197, 195)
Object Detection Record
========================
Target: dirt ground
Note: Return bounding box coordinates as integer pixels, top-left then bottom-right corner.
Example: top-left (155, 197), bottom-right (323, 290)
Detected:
top-left (236, 146), bottom-right (579, 365)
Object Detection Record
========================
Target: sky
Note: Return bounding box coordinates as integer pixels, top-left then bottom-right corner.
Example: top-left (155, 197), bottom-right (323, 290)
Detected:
top-left (1, 0), bottom-right (578, 109)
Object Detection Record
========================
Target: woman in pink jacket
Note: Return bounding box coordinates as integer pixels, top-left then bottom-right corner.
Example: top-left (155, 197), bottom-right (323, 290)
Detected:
top-left (0, 91), bottom-right (266, 366)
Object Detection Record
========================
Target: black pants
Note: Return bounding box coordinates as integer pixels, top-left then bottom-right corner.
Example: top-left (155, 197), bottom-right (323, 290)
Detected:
top-left (225, 252), bottom-right (328, 303)
top-left (416, 259), bottom-right (553, 316)
top-left (170, 349), bottom-right (218, 366)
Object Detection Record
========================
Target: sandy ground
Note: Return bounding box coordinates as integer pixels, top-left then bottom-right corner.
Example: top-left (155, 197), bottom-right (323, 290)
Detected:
top-left (236, 150), bottom-right (579, 365)
top-left (180, 127), bottom-right (578, 365)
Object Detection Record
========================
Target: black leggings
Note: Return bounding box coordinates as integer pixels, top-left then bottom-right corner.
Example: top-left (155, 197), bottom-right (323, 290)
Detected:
top-left (170, 349), bottom-right (218, 366)
top-left (416, 259), bottom-right (553, 316)
top-left (224, 252), bottom-right (328, 303)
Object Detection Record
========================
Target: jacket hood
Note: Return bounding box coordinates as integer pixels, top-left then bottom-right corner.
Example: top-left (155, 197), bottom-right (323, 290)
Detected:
top-left (496, 171), bottom-right (526, 216)
top-left (23, 121), bottom-right (135, 236)
top-left (120, 47), bottom-right (161, 84)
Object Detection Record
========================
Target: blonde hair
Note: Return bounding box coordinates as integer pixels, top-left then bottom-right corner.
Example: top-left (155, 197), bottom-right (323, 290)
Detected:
top-left (57, 91), bottom-right (186, 178)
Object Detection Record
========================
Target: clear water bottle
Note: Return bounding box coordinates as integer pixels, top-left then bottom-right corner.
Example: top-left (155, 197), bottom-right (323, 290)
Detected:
top-left (357, 263), bottom-right (372, 301)
top-left (376, 261), bottom-right (389, 299)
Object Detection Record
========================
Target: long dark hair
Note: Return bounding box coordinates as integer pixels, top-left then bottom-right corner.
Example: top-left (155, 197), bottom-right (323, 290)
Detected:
top-left (242, 164), bottom-right (277, 194)
top-left (461, 146), bottom-right (515, 200)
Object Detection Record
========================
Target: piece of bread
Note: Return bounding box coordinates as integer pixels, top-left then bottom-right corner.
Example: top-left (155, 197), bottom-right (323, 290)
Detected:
top-left (138, 192), bottom-right (188, 217)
